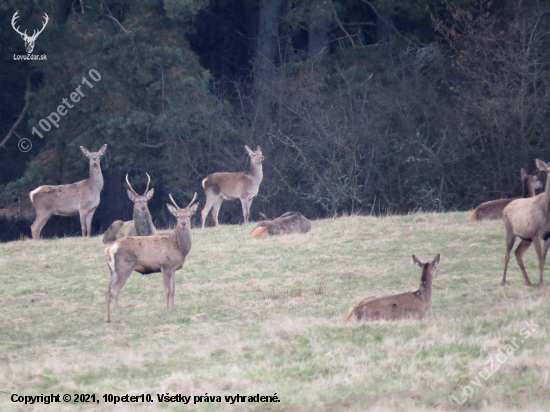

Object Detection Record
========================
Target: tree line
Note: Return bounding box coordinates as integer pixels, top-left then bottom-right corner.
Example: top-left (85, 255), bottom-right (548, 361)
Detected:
top-left (1, 0), bottom-right (549, 241)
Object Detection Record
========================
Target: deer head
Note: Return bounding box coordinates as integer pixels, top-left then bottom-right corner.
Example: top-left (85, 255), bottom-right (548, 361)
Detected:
top-left (126, 173), bottom-right (154, 212)
top-left (11, 11), bottom-right (49, 54)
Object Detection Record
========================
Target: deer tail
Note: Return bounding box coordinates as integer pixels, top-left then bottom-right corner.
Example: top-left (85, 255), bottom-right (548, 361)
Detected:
top-left (201, 177), bottom-right (208, 189)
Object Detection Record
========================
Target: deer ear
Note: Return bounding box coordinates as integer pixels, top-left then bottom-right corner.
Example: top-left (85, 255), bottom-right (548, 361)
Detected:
top-left (127, 190), bottom-right (136, 202)
top-left (431, 254), bottom-right (441, 267)
top-left (412, 255), bottom-right (423, 268)
top-left (535, 159), bottom-right (548, 171)
top-left (80, 146), bottom-right (91, 157)
top-left (189, 203), bottom-right (199, 215)
top-left (245, 145), bottom-right (253, 155)
top-left (259, 212), bottom-right (268, 220)
top-left (257, 145), bottom-right (262, 152)
top-left (166, 204), bottom-right (178, 216)
top-left (520, 168), bottom-right (526, 179)
top-left (98, 144), bottom-right (107, 156)
top-left (145, 188), bottom-right (154, 200)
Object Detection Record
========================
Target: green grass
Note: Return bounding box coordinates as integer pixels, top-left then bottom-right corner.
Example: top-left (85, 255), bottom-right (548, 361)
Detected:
top-left (0, 212), bottom-right (549, 411)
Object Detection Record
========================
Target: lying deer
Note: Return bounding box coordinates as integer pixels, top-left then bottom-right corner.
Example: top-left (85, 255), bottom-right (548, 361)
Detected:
top-left (345, 254), bottom-right (440, 323)
top-left (102, 173), bottom-right (156, 244)
top-left (250, 212), bottom-right (311, 237)
top-left (29, 144), bottom-right (107, 239)
top-left (105, 193), bottom-right (199, 322)
top-left (502, 159), bottom-right (550, 287)
top-left (201, 145), bottom-right (264, 228)
top-left (469, 168), bottom-right (541, 221)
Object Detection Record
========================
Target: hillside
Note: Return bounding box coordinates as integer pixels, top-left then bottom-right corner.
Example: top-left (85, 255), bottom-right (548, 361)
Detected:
top-left (0, 212), bottom-right (548, 411)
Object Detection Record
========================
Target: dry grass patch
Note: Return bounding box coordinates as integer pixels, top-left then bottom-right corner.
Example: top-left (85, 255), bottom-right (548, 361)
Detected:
top-left (0, 212), bottom-right (549, 411)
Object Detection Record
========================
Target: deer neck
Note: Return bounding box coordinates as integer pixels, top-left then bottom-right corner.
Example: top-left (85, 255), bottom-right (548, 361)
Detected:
top-left (133, 210), bottom-right (154, 236)
top-left (175, 224), bottom-right (192, 256)
top-left (249, 160), bottom-right (263, 184)
top-left (417, 268), bottom-right (433, 304)
top-left (544, 172), bottom-right (550, 211)
top-left (89, 163), bottom-right (104, 192)
top-left (523, 177), bottom-right (535, 197)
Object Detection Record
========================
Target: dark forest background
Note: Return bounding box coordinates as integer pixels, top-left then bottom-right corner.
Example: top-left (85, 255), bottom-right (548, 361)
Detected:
top-left (1, 0), bottom-right (550, 241)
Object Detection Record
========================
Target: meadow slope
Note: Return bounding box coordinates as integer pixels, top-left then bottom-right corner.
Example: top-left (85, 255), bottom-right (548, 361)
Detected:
top-left (0, 212), bottom-right (548, 411)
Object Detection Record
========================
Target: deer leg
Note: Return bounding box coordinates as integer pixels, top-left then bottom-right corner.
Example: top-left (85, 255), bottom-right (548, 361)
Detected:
top-left (85, 209), bottom-right (96, 237)
top-left (211, 197), bottom-right (223, 226)
top-left (201, 196), bottom-right (216, 228)
top-left (514, 239), bottom-right (533, 286)
top-left (162, 269), bottom-right (174, 315)
top-left (30, 211), bottom-right (52, 240)
top-left (502, 230), bottom-right (516, 286)
top-left (79, 211), bottom-right (88, 237)
top-left (108, 268), bottom-right (133, 322)
top-left (240, 197), bottom-right (252, 223)
top-left (532, 236), bottom-right (545, 288)
top-left (539, 238), bottom-right (550, 287)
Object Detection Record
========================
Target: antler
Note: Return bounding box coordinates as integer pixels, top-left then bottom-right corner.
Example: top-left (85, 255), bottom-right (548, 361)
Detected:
top-left (187, 192), bottom-right (198, 208)
top-left (11, 11), bottom-right (26, 37)
top-left (169, 193), bottom-right (197, 210)
top-left (169, 193), bottom-right (181, 209)
top-left (125, 173), bottom-right (138, 196)
top-left (144, 173), bottom-right (151, 195)
top-left (28, 13), bottom-right (48, 41)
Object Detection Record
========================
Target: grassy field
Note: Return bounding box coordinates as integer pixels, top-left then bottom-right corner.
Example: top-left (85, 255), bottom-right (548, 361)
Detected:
top-left (0, 212), bottom-right (548, 411)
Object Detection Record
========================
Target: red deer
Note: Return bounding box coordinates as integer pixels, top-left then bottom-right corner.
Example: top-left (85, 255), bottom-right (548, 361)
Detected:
top-left (29, 144), bottom-right (107, 239)
top-left (502, 159), bottom-right (550, 287)
top-left (105, 193), bottom-right (199, 322)
top-left (345, 254), bottom-right (440, 323)
top-left (469, 168), bottom-right (541, 221)
top-left (102, 173), bottom-right (156, 244)
top-left (201, 145), bottom-right (264, 228)
top-left (250, 212), bottom-right (311, 237)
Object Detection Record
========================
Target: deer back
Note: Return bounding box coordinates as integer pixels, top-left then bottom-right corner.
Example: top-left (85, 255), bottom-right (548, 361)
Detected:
top-left (250, 212), bottom-right (311, 237)
top-left (345, 291), bottom-right (430, 322)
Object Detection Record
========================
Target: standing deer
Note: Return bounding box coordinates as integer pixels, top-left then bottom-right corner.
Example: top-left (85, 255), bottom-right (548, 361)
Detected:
top-left (469, 168), bottom-right (541, 221)
top-left (29, 144), bottom-right (107, 239)
top-left (102, 173), bottom-right (156, 244)
top-left (105, 193), bottom-right (199, 322)
top-left (250, 212), bottom-right (311, 237)
top-left (502, 159), bottom-right (550, 288)
top-left (345, 254), bottom-right (440, 323)
top-left (201, 145), bottom-right (264, 228)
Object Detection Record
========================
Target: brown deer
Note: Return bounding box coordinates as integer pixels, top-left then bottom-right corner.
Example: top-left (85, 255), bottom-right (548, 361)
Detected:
top-left (29, 144), bottom-right (107, 239)
top-left (102, 173), bottom-right (156, 244)
top-left (502, 159), bottom-right (550, 288)
top-left (105, 193), bottom-right (199, 322)
top-left (345, 254), bottom-right (440, 323)
top-left (201, 145), bottom-right (264, 228)
top-left (250, 212), bottom-right (311, 237)
top-left (469, 168), bottom-right (541, 221)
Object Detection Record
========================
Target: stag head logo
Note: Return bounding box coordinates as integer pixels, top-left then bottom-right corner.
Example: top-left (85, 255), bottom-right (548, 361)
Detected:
top-left (11, 11), bottom-right (49, 54)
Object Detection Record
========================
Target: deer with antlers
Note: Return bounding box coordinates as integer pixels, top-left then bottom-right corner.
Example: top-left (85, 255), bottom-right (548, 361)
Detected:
top-left (201, 145), bottom-right (264, 228)
top-left (102, 173), bottom-right (156, 244)
top-left (105, 193), bottom-right (199, 322)
top-left (469, 168), bottom-right (541, 221)
top-left (11, 11), bottom-right (49, 54)
top-left (250, 212), bottom-right (311, 237)
top-left (502, 159), bottom-right (550, 288)
top-left (29, 144), bottom-right (107, 239)
top-left (345, 254), bottom-right (440, 323)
